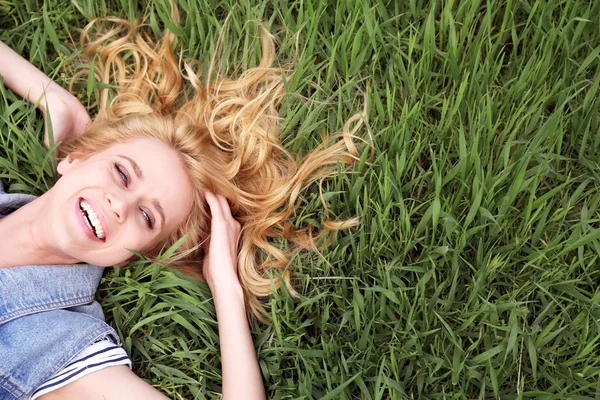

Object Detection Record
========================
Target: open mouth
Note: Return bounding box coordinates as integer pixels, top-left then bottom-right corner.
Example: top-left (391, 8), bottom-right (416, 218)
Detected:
top-left (78, 198), bottom-right (106, 241)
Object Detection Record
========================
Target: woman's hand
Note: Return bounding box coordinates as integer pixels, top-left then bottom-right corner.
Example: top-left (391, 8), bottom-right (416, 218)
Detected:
top-left (42, 87), bottom-right (90, 147)
top-left (0, 41), bottom-right (90, 147)
top-left (203, 191), bottom-right (242, 292)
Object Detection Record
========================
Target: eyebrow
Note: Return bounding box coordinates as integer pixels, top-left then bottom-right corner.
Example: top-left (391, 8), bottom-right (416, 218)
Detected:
top-left (152, 198), bottom-right (166, 230)
top-left (118, 154), bottom-right (165, 230)
top-left (118, 155), bottom-right (143, 180)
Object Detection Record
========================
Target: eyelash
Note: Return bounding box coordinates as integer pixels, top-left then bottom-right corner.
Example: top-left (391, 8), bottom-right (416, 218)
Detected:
top-left (114, 163), bottom-right (129, 186)
top-left (113, 163), bottom-right (154, 229)
top-left (141, 208), bottom-right (154, 229)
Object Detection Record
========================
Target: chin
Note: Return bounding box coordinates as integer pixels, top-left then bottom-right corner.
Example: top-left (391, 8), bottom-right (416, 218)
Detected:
top-left (74, 254), bottom-right (123, 267)
top-left (91, 255), bottom-right (134, 267)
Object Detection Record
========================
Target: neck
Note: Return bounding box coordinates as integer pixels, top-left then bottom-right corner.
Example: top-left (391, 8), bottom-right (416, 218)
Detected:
top-left (0, 194), bottom-right (79, 268)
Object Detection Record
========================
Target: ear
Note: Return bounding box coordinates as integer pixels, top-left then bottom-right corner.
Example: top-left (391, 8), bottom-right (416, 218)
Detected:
top-left (56, 154), bottom-right (78, 176)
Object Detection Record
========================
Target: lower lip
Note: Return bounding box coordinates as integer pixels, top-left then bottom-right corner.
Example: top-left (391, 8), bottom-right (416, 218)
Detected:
top-left (75, 197), bottom-right (104, 243)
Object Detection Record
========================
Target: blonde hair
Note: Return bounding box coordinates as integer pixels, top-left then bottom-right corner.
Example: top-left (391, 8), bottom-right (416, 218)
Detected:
top-left (62, 13), bottom-right (364, 319)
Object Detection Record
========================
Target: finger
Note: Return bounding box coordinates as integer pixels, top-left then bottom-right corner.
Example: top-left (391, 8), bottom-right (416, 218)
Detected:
top-left (216, 193), bottom-right (233, 220)
top-left (204, 191), bottom-right (224, 221)
top-left (218, 195), bottom-right (241, 238)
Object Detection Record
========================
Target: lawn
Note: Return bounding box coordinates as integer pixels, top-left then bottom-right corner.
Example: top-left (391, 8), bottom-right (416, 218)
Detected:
top-left (2, 0), bottom-right (600, 398)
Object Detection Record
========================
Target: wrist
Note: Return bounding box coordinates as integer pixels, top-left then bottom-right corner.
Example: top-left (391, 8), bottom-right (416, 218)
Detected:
top-left (39, 83), bottom-right (72, 114)
top-left (209, 278), bottom-right (244, 301)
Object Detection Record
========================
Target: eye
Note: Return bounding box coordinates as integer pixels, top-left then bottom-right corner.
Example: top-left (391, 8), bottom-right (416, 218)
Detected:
top-left (114, 163), bottom-right (129, 187)
top-left (140, 208), bottom-right (155, 229)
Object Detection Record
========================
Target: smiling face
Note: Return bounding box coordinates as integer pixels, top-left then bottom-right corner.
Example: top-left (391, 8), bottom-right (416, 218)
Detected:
top-left (47, 138), bottom-right (194, 266)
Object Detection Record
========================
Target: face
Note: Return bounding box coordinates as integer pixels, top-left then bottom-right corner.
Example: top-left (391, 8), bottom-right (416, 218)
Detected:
top-left (46, 138), bottom-right (194, 266)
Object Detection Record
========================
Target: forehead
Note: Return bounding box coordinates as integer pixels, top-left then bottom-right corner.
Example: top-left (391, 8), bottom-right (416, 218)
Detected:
top-left (99, 138), bottom-right (193, 229)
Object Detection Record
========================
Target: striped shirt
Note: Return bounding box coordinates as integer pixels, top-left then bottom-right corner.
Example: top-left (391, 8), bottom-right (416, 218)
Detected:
top-left (31, 338), bottom-right (131, 399)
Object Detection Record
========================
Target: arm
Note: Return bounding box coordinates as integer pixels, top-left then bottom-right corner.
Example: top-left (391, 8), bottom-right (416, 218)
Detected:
top-left (204, 192), bottom-right (266, 400)
top-left (0, 41), bottom-right (90, 145)
top-left (212, 280), bottom-right (265, 400)
top-left (0, 41), bottom-right (64, 110)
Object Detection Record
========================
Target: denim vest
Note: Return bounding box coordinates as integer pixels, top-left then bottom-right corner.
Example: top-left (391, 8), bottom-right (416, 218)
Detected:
top-left (0, 182), bottom-right (118, 400)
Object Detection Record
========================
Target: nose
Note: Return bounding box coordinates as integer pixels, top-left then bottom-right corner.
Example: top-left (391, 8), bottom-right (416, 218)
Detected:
top-left (105, 192), bottom-right (127, 223)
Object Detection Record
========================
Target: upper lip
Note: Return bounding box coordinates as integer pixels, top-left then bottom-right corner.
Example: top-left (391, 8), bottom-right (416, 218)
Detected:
top-left (81, 197), bottom-right (109, 241)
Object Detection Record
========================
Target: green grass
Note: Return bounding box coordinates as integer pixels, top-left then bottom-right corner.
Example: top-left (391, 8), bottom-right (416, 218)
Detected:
top-left (2, 0), bottom-right (600, 398)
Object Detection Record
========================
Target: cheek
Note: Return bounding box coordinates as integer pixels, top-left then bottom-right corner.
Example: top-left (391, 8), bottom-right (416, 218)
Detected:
top-left (118, 220), bottom-right (158, 251)
top-left (56, 165), bottom-right (114, 195)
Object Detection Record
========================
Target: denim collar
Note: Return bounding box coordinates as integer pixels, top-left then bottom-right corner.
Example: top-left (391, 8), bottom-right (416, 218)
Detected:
top-left (0, 181), bottom-right (37, 219)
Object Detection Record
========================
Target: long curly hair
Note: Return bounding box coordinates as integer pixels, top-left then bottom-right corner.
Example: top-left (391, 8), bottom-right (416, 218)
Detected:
top-left (60, 9), bottom-right (364, 319)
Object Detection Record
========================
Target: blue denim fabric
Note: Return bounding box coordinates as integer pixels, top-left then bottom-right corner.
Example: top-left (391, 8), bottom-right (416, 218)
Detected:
top-left (0, 182), bottom-right (118, 400)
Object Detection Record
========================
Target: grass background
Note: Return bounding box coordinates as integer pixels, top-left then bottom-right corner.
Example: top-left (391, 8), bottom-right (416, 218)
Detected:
top-left (2, 0), bottom-right (600, 398)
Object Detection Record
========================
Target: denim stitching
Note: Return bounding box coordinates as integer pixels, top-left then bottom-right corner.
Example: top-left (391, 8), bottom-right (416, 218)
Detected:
top-left (0, 295), bottom-right (95, 324)
top-left (0, 369), bottom-right (25, 399)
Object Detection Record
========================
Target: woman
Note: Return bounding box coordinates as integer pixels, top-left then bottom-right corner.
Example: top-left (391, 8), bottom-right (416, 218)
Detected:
top-left (0, 40), bottom-right (263, 399)
top-left (0, 9), bottom-right (360, 400)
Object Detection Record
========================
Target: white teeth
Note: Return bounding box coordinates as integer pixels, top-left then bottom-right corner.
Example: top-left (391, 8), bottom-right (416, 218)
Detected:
top-left (82, 211), bottom-right (93, 230)
top-left (79, 199), bottom-right (106, 240)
